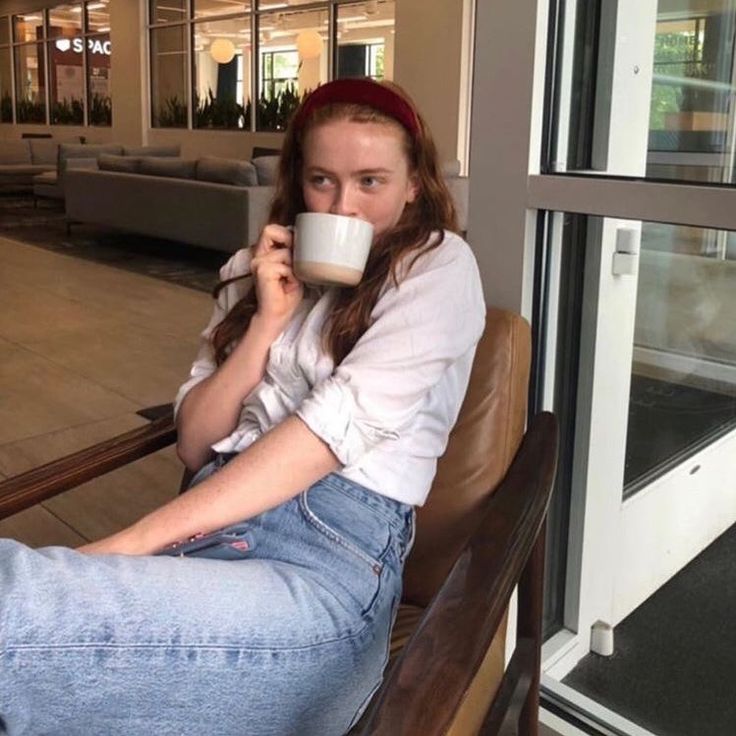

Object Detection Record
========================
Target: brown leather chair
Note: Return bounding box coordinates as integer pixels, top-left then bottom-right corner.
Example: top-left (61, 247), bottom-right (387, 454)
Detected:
top-left (0, 308), bottom-right (557, 736)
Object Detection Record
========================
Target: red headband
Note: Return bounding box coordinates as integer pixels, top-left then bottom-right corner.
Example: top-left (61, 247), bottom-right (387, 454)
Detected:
top-left (292, 79), bottom-right (420, 137)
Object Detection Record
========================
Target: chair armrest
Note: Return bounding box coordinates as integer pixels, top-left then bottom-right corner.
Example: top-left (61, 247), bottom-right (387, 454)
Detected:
top-left (0, 406), bottom-right (177, 521)
top-left (360, 412), bottom-right (558, 736)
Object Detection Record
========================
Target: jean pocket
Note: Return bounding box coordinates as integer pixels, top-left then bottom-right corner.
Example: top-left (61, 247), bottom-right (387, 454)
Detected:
top-left (156, 523), bottom-right (255, 560)
top-left (298, 485), bottom-right (390, 574)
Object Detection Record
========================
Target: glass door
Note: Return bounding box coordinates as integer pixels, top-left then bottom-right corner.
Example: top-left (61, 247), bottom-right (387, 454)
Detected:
top-left (468, 0), bottom-right (736, 731)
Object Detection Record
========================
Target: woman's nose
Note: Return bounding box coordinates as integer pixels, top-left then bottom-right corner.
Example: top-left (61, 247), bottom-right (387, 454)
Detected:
top-left (329, 186), bottom-right (359, 217)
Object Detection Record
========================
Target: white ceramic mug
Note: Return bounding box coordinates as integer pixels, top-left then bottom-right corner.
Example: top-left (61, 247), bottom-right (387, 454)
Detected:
top-left (293, 212), bottom-right (374, 287)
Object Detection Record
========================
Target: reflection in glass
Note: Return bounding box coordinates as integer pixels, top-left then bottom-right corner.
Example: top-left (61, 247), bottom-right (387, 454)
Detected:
top-left (554, 0), bottom-right (736, 183)
top-left (194, 1), bottom-right (250, 19)
top-left (336, 1), bottom-right (394, 81)
top-left (48, 39), bottom-right (84, 125)
top-left (86, 0), bottom-right (111, 33)
top-left (14, 43), bottom-right (46, 123)
top-left (150, 0), bottom-right (187, 25)
top-left (0, 17), bottom-right (9, 46)
top-left (193, 17), bottom-right (250, 129)
top-left (13, 13), bottom-right (44, 44)
top-left (627, 221), bottom-right (736, 491)
top-left (150, 25), bottom-right (188, 127)
top-left (257, 9), bottom-right (328, 131)
top-left (0, 46), bottom-right (12, 122)
top-left (48, 4), bottom-right (82, 39)
top-left (48, 6), bottom-right (84, 126)
top-left (88, 33), bottom-right (111, 125)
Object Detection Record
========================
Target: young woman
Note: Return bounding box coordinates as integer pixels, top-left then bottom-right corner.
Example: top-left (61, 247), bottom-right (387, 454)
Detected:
top-left (0, 79), bottom-right (485, 736)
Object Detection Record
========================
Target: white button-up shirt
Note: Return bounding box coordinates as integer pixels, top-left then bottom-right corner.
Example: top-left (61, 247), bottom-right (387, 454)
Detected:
top-left (175, 230), bottom-right (485, 506)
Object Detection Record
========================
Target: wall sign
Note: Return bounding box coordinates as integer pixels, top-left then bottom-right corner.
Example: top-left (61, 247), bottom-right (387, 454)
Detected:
top-left (55, 38), bottom-right (112, 56)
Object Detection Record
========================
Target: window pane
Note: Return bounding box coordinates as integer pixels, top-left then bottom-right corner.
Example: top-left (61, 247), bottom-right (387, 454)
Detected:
top-left (48, 4), bottom-right (82, 39)
top-left (88, 33), bottom-right (111, 126)
top-left (553, 0), bottom-right (736, 183)
top-left (257, 8), bottom-right (328, 131)
top-left (336, 0), bottom-right (395, 81)
top-left (627, 220), bottom-right (736, 491)
top-left (15, 43), bottom-right (46, 123)
top-left (150, 0), bottom-right (187, 25)
top-left (0, 17), bottom-right (10, 46)
top-left (193, 17), bottom-right (251, 129)
top-left (193, 1), bottom-right (251, 20)
top-left (0, 46), bottom-right (12, 122)
top-left (13, 13), bottom-right (44, 43)
top-left (48, 37), bottom-right (84, 125)
top-left (86, 0), bottom-right (110, 33)
top-left (150, 25), bottom-right (188, 127)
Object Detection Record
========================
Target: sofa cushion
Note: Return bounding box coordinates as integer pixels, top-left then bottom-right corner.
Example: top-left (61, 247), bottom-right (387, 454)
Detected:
top-left (138, 156), bottom-right (197, 179)
top-left (65, 157), bottom-right (99, 171)
top-left (196, 156), bottom-right (258, 187)
top-left (0, 164), bottom-right (54, 175)
top-left (29, 139), bottom-right (60, 165)
top-left (33, 170), bottom-right (58, 184)
top-left (0, 141), bottom-right (31, 165)
top-left (252, 155), bottom-right (279, 185)
top-left (98, 154), bottom-right (143, 173)
top-left (123, 144), bottom-right (181, 157)
top-left (59, 143), bottom-right (124, 162)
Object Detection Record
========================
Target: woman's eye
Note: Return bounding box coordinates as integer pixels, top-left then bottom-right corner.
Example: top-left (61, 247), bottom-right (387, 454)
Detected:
top-left (360, 176), bottom-right (380, 188)
top-left (309, 175), bottom-right (332, 188)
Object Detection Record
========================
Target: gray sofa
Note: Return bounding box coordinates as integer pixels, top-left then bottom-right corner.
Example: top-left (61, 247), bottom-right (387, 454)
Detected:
top-left (0, 138), bottom-right (79, 192)
top-left (64, 155), bottom-right (277, 253)
top-left (33, 143), bottom-right (181, 202)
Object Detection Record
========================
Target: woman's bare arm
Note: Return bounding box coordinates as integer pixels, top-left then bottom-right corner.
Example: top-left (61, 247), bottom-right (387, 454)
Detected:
top-left (176, 225), bottom-right (303, 471)
top-left (79, 415), bottom-right (339, 556)
top-left (175, 313), bottom-right (284, 471)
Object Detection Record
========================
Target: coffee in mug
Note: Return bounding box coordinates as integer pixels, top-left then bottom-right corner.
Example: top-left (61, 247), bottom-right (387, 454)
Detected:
top-left (293, 212), bottom-right (374, 287)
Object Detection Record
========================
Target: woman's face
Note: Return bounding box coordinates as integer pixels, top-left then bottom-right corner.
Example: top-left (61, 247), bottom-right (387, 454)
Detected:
top-left (301, 118), bottom-right (418, 238)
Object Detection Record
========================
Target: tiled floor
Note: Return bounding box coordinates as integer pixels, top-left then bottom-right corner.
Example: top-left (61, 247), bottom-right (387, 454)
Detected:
top-left (0, 236), bottom-right (213, 547)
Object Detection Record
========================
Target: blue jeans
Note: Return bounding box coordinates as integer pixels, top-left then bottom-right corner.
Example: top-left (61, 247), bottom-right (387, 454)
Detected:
top-left (0, 462), bottom-right (414, 736)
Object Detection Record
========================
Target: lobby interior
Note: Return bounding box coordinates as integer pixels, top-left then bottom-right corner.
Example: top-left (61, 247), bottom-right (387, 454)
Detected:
top-left (1, 1), bottom-right (736, 735)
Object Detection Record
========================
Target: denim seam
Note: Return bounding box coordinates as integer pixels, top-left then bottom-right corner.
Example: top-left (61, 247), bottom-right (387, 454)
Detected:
top-left (298, 491), bottom-right (384, 573)
top-left (1, 623), bottom-right (378, 654)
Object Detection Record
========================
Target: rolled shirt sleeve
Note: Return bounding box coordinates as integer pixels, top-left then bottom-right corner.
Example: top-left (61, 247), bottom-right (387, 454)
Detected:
top-left (173, 248), bottom-right (253, 418)
top-left (296, 235), bottom-right (486, 467)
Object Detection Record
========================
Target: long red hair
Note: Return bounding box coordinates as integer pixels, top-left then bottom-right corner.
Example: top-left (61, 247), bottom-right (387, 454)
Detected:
top-left (212, 81), bottom-right (458, 366)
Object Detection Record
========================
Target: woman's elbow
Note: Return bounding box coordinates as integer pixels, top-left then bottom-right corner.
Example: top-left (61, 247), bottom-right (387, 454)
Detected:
top-left (176, 438), bottom-right (207, 473)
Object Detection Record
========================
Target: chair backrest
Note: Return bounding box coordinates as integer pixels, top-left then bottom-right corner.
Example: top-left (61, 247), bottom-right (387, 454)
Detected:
top-left (402, 308), bottom-right (532, 607)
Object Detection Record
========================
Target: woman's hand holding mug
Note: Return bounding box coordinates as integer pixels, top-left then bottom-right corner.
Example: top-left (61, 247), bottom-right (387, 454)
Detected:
top-left (250, 224), bottom-right (304, 330)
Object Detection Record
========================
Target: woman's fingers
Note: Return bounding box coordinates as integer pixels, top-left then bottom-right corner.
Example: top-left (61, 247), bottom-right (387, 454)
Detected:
top-left (251, 247), bottom-right (293, 270)
top-left (252, 224), bottom-right (294, 257)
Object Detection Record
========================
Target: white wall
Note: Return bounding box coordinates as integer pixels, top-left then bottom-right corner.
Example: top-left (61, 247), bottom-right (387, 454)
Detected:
top-left (394, 0), bottom-right (465, 165)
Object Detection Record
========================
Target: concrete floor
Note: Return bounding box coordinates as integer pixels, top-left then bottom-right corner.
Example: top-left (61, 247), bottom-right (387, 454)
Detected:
top-left (0, 236), bottom-right (212, 547)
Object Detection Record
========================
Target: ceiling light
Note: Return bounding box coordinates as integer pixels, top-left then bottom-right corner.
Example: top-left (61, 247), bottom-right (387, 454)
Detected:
top-left (296, 29), bottom-right (323, 60)
top-left (210, 38), bottom-right (236, 64)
